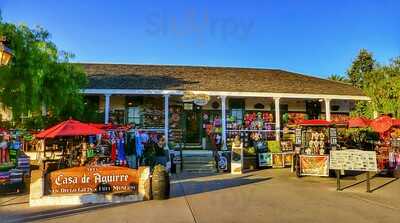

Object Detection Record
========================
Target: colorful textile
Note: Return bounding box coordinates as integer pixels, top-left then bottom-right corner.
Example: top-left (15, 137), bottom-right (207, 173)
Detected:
top-left (117, 138), bottom-right (126, 161)
top-left (9, 169), bottom-right (23, 183)
top-left (11, 140), bottom-right (22, 150)
top-left (135, 132), bottom-right (149, 157)
top-left (1, 148), bottom-right (9, 163)
top-left (0, 171), bottom-right (10, 180)
top-left (111, 140), bottom-right (117, 161)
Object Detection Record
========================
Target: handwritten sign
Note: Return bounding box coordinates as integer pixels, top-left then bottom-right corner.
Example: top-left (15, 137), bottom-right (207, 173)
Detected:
top-left (47, 166), bottom-right (141, 194)
top-left (300, 155), bottom-right (329, 176)
top-left (330, 150), bottom-right (377, 172)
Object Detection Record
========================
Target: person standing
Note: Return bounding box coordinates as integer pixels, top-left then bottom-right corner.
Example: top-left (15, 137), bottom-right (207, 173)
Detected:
top-left (125, 131), bottom-right (137, 168)
top-left (154, 135), bottom-right (167, 166)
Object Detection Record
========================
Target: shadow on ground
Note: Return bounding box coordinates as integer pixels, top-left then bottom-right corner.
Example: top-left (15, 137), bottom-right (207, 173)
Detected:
top-left (171, 174), bottom-right (272, 197)
top-left (2, 173), bottom-right (270, 223)
top-left (339, 174), bottom-right (399, 193)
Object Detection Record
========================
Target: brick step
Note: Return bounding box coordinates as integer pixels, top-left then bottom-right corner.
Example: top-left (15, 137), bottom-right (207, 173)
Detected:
top-left (181, 150), bottom-right (213, 156)
top-left (182, 157), bottom-right (215, 163)
top-left (182, 160), bottom-right (215, 164)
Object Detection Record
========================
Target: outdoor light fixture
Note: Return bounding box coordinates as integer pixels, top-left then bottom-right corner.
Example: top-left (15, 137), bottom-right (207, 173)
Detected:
top-left (0, 36), bottom-right (13, 66)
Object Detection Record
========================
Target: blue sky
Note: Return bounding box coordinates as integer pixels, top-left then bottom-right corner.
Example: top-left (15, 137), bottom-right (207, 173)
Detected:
top-left (1, 0), bottom-right (399, 77)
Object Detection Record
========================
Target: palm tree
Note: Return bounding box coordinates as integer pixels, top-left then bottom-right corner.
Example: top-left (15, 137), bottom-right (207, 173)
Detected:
top-left (328, 74), bottom-right (348, 83)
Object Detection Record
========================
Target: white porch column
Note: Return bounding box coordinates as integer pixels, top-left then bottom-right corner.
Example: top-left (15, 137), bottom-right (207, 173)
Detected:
top-left (274, 97), bottom-right (281, 141)
top-left (221, 95), bottom-right (227, 150)
top-left (325, 98), bottom-right (331, 121)
top-left (104, 94), bottom-right (111, 124)
top-left (164, 95), bottom-right (169, 150)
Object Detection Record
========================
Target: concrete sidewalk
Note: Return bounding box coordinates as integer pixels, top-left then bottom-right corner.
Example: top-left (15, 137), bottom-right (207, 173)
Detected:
top-left (1, 169), bottom-right (399, 223)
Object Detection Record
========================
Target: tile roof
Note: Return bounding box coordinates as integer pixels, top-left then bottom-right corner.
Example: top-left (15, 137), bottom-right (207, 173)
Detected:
top-left (80, 63), bottom-right (364, 96)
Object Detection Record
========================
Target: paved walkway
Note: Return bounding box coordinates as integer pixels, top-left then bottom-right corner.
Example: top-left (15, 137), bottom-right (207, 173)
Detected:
top-left (1, 169), bottom-right (399, 223)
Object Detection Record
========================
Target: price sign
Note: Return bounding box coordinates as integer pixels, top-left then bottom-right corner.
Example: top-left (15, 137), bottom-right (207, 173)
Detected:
top-left (330, 150), bottom-right (377, 172)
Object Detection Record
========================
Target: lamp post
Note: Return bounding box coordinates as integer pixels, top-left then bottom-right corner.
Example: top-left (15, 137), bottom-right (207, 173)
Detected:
top-left (0, 36), bottom-right (13, 66)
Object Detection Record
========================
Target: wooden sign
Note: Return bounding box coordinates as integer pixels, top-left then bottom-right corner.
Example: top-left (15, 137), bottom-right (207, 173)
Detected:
top-left (330, 150), bottom-right (377, 172)
top-left (182, 92), bottom-right (210, 106)
top-left (47, 166), bottom-right (141, 194)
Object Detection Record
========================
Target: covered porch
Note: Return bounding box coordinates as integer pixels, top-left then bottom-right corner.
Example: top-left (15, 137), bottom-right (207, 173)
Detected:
top-left (83, 89), bottom-right (368, 151)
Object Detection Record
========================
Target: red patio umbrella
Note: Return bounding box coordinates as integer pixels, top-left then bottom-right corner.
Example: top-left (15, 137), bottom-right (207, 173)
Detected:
top-left (36, 119), bottom-right (104, 138)
top-left (348, 117), bottom-right (372, 128)
top-left (298, 119), bottom-right (331, 126)
top-left (392, 119), bottom-right (400, 127)
top-left (369, 116), bottom-right (393, 133)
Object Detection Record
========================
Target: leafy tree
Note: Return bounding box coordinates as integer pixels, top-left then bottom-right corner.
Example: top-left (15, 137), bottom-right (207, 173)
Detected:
top-left (347, 49), bottom-right (375, 88)
top-left (351, 57), bottom-right (400, 118)
top-left (363, 58), bottom-right (400, 117)
top-left (327, 74), bottom-right (348, 83)
top-left (0, 17), bottom-right (87, 128)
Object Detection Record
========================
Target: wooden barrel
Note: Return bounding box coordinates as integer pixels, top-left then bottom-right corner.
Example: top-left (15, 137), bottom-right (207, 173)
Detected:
top-left (151, 165), bottom-right (170, 200)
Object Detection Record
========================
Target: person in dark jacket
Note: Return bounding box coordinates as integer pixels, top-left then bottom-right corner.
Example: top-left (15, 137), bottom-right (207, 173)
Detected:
top-left (125, 127), bottom-right (137, 169)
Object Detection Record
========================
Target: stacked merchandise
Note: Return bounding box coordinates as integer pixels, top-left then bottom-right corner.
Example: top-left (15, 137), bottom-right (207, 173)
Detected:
top-left (376, 128), bottom-right (400, 174)
top-left (142, 100), bottom-right (164, 129)
top-left (282, 129), bottom-right (296, 142)
top-left (0, 171), bottom-right (10, 185)
top-left (169, 106), bottom-right (184, 149)
top-left (244, 112), bottom-right (274, 140)
top-left (169, 129), bottom-right (183, 149)
top-left (203, 111), bottom-right (223, 150)
top-left (0, 132), bottom-right (28, 192)
top-left (257, 141), bottom-right (293, 168)
top-left (376, 141), bottom-right (390, 171)
top-left (304, 130), bottom-right (327, 155)
top-left (389, 139), bottom-right (400, 176)
top-left (281, 127), bottom-right (296, 155)
top-left (298, 125), bottom-right (331, 177)
top-left (225, 112), bottom-right (240, 144)
top-left (226, 112), bottom-right (275, 150)
top-left (9, 169), bottom-right (23, 184)
top-left (143, 111), bottom-right (164, 128)
top-left (17, 154), bottom-right (30, 177)
top-left (286, 112), bottom-right (307, 125)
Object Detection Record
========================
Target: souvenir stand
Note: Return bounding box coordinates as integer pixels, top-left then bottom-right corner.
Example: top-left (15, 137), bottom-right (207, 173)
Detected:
top-left (30, 119), bottom-right (152, 207)
top-left (371, 116), bottom-right (400, 177)
top-left (344, 117), bottom-right (373, 149)
top-left (36, 120), bottom-right (107, 174)
top-left (296, 120), bottom-right (337, 177)
top-left (0, 129), bottom-right (30, 193)
top-left (226, 112), bottom-right (276, 171)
